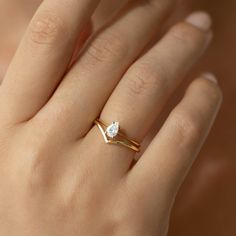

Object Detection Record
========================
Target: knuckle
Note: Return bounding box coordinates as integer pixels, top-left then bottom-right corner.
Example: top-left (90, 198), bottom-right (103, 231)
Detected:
top-left (193, 78), bottom-right (223, 109)
top-left (171, 109), bottom-right (203, 142)
top-left (170, 22), bottom-right (205, 49)
top-left (27, 145), bottom-right (50, 189)
top-left (127, 62), bottom-right (167, 95)
top-left (21, 126), bottom-right (53, 189)
top-left (86, 32), bottom-right (127, 64)
top-left (111, 204), bottom-right (132, 232)
top-left (29, 12), bottom-right (67, 46)
top-left (201, 79), bottom-right (223, 104)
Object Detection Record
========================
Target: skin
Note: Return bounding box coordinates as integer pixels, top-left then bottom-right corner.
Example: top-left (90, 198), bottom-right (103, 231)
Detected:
top-left (83, 1), bottom-right (236, 235)
top-left (0, 0), bottom-right (231, 235)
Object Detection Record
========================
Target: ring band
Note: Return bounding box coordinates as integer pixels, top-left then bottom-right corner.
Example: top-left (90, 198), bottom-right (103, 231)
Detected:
top-left (94, 119), bottom-right (140, 152)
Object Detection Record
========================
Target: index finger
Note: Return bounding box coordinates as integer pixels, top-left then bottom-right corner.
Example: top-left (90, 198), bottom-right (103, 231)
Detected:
top-left (0, 0), bottom-right (100, 124)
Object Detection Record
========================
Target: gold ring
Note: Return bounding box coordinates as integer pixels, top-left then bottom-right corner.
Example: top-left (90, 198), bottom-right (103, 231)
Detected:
top-left (94, 119), bottom-right (140, 152)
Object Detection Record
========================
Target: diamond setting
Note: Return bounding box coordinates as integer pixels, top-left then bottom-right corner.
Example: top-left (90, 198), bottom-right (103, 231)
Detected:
top-left (106, 121), bottom-right (119, 138)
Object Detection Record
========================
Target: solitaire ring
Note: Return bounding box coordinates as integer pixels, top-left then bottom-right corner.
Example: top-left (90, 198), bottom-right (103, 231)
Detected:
top-left (94, 119), bottom-right (140, 152)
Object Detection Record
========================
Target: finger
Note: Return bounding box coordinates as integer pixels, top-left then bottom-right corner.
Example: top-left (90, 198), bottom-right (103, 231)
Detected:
top-left (127, 74), bottom-right (222, 207)
top-left (79, 11), bottom-right (213, 179)
top-left (0, 0), bottom-right (101, 124)
top-left (37, 0), bottom-right (174, 140)
top-left (100, 12), bottom-right (212, 145)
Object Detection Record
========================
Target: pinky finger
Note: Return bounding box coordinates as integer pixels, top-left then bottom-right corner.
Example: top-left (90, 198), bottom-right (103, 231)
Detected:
top-left (126, 73), bottom-right (222, 207)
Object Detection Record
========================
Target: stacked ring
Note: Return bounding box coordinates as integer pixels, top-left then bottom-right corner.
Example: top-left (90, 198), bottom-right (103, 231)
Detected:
top-left (94, 119), bottom-right (140, 152)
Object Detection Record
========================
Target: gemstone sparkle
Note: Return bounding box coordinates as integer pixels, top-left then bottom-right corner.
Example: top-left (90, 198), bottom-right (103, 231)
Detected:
top-left (106, 121), bottom-right (119, 138)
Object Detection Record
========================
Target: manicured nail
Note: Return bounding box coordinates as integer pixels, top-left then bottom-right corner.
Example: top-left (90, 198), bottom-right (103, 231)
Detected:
top-left (186, 12), bottom-right (212, 31)
top-left (202, 72), bottom-right (218, 84)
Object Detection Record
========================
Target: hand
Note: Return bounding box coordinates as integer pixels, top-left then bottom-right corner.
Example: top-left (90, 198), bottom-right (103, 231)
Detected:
top-left (0, 0), bottom-right (222, 235)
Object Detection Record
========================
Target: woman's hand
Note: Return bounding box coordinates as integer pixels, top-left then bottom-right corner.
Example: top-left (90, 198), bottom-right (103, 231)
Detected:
top-left (0, 0), bottom-right (222, 235)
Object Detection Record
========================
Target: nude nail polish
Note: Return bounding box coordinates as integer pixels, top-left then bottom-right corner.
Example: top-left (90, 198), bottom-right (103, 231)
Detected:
top-left (186, 12), bottom-right (212, 31)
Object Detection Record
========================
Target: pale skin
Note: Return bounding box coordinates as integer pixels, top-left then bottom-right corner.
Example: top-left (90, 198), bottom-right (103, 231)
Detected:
top-left (0, 0), bottom-right (222, 235)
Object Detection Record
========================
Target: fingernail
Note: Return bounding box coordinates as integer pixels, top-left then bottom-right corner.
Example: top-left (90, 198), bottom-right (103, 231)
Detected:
top-left (186, 12), bottom-right (212, 31)
top-left (202, 72), bottom-right (218, 84)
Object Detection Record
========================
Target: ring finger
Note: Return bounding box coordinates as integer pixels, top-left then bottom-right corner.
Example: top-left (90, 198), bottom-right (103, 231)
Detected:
top-left (92, 12), bottom-right (212, 173)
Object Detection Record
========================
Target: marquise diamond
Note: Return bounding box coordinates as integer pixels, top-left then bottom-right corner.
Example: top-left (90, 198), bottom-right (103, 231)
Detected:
top-left (106, 121), bottom-right (119, 138)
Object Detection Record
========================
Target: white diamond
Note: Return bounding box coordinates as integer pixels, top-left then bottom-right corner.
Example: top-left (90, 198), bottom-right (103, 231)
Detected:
top-left (106, 121), bottom-right (119, 138)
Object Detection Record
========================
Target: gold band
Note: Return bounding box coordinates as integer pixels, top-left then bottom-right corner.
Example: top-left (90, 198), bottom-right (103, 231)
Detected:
top-left (94, 119), bottom-right (140, 152)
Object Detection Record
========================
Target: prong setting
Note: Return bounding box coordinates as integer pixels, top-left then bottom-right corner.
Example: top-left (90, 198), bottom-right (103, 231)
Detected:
top-left (105, 121), bottom-right (119, 138)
